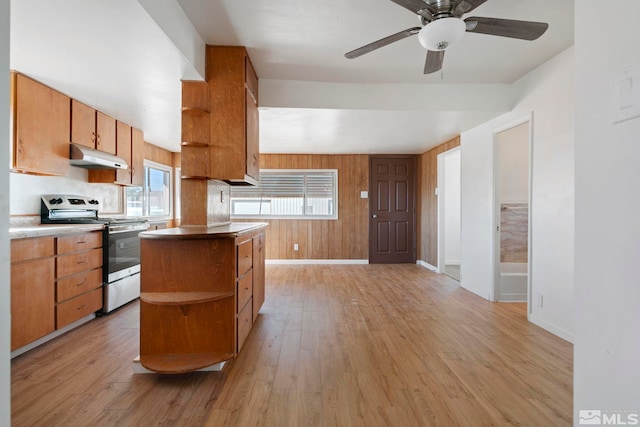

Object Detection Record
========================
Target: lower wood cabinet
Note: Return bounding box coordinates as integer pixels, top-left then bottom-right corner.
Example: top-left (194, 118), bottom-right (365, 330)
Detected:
top-left (10, 231), bottom-right (104, 351)
top-left (10, 237), bottom-right (55, 350)
top-left (139, 225), bottom-right (267, 373)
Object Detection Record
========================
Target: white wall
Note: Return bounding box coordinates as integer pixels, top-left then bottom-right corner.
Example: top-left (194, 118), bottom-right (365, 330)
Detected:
top-left (1, 0), bottom-right (11, 423)
top-left (574, 0), bottom-right (640, 417)
top-left (444, 150), bottom-right (461, 264)
top-left (10, 168), bottom-right (122, 215)
top-left (497, 122), bottom-right (529, 203)
top-left (460, 46), bottom-right (575, 341)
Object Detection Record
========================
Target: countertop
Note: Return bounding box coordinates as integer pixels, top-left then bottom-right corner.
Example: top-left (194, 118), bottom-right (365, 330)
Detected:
top-left (9, 224), bottom-right (105, 240)
top-left (139, 222), bottom-right (268, 240)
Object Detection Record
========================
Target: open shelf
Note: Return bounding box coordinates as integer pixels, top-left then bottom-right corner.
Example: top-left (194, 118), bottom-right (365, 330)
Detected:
top-left (140, 291), bottom-right (233, 306)
top-left (140, 352), bottom-right (234, 374)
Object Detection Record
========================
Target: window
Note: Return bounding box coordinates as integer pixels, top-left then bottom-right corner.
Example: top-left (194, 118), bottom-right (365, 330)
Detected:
top-left (125, 160), bottom-right (172, 218)
top-left (231, 169), bottom-right (338, 219)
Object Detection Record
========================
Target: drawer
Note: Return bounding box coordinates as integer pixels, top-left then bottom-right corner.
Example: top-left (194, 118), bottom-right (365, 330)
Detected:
top-left (57, 231), bottom-right (102, 254)
top-left (56, 287), bottom-right (102, 329)
top-left (11, 237), bottom-right (54, 262)
top-left (237, 296), bottom-right (253, 352)
top-left (57, 248), bottom-right (102, 278)
top-left (57, 268), bottom-right (103, 302)
top-left (237, 270), bottom-right (253, 312)
top-left (237, 240), bottom-right (253, 277)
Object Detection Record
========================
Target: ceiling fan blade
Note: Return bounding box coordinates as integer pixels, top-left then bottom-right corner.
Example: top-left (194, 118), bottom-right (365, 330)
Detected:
top-left (453, 0), bottom-right (487, 16)
top-left (424, 50), bottom-right (445, 74)
top-left (345, 27), bottom-right (421, 59)
top-left (464, 16), bottom-right (549, 40)
top-left (389, 0), bottom-right (435, 16)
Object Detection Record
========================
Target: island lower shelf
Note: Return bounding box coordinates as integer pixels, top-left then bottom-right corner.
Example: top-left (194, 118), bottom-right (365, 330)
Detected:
top-left (139, 223), bottom-right (267, 374)
top-left (141, 291), bottom-right (234, 306)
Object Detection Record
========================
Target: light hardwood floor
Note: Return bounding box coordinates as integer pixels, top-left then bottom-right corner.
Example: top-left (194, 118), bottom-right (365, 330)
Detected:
top-left (11, 265), bottom-right (573, 426)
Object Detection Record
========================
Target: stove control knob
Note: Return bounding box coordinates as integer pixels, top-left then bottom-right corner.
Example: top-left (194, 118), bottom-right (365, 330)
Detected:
top-left (90, 200), bottom-right (99, 205)
top-left (56, 198), bottom-right (63, 204)
top-left (49, 198), bottom-right (63, 205)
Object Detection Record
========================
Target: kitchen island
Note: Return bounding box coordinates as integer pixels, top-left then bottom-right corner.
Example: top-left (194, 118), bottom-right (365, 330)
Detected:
top-left (139, 222), bottom-right (267, 374)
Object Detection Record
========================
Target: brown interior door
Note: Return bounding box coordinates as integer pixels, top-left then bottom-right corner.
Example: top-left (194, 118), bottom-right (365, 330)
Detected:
top-left (369, 156), bottom-right (416, 264)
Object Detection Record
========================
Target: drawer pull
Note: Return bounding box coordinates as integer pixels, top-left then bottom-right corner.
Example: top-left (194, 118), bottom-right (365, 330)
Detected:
top-left (76, 281), bottom-right (87, 287)
top-left (77, 304), bottom-right (87, 311)
top-left (76, 260), bottom-right (87, 265)
top-left (76, 241), bottom-right (86, 245)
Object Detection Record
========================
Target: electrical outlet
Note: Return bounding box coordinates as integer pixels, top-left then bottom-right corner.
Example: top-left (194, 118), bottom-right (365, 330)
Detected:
top-left (294, 243), bottom-right (299, 251)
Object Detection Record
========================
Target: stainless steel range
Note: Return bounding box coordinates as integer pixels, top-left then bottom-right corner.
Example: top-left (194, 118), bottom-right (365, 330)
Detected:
top-left (41, 195), bottom-right (149, 313)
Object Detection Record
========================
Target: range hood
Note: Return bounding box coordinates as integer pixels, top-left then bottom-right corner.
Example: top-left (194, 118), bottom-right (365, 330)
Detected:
top-left (69, 143), bottom-right (128, 170)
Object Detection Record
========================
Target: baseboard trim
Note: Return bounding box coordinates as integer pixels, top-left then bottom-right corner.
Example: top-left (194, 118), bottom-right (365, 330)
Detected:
top-left (416, 260), bottom-right (438, 271)
top-left (11, 314), bottom-right (95, 358)
top-left (528, 313), bottom-right (573, 343)
top-left (498, 293), bottom-right (527, 302)
top-left (266, 259), bottom-right (369, 265)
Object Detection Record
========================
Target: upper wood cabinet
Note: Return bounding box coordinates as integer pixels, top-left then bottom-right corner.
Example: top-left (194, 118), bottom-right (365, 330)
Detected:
top-left (70, 99), bottom-right (117, 154)
top-left (10, 72), bottom-right (70, 176)
top-left (96, 111), bottom-right (117, 154)
top-left (89, 123), bottom-right (144, 186)
top-left (131, 127), bottom-right (144, 186)
top-left (181, 46), bottom-right (259, 185)
top-left (70, 100), bottom-right (95, 148)
top-left (115, 121), bottom-right (132, 185)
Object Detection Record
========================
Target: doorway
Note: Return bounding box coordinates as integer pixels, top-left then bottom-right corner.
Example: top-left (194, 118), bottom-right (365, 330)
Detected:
top-left (437, 147), bottom-right (461, 281)
top-left (369, 156), bottom-right (416, 264)
top-left (493, 118), bottom-right (531, 303)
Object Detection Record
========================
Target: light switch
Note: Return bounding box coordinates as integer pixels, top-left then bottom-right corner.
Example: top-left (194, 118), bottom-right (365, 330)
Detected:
top-left (360, 191), bottom-right (368, 199)
top-left (612, 62), bottom-right (640, 124)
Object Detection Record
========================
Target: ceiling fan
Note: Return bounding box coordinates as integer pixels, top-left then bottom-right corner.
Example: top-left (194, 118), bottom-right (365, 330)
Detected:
top-left (344, 0), bottom-right (549, 74)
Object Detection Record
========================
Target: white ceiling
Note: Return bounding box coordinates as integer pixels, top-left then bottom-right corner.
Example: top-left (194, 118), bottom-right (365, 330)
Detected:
top-left (10, 0), bottom-right (574, 155)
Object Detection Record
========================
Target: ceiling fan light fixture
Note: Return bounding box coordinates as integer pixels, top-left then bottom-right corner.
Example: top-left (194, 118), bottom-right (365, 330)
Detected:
top-left (418, 17), bottom-right (466, 51)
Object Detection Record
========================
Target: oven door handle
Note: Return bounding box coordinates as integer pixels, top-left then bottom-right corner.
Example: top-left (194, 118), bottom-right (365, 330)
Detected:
top-left (108, 225), bottom-right (149, 234)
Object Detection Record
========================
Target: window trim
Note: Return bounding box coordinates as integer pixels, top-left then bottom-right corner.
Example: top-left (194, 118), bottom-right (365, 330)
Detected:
top-left (230, 168), bottom-right (339, 220)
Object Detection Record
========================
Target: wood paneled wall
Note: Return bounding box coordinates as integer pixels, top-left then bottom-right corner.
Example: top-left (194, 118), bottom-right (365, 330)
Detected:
top-left (144, 142), bottom-right (174, 167)
top-left (239, 154), bottom-right (369, 260)
top-left (417, 136), bottom-right (460, 266)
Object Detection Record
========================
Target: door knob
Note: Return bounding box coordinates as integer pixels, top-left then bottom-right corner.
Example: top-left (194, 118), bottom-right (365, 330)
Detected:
top-left (372, 214), bottom-right (378, 219)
